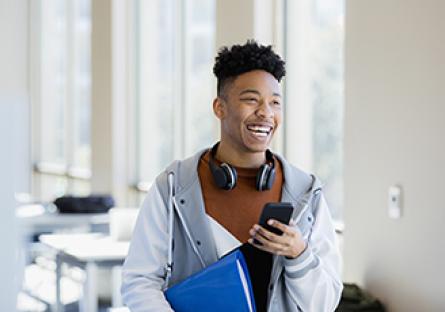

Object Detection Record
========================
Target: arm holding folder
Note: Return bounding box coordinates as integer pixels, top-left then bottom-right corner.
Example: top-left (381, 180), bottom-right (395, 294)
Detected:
top-left (165, 248), bottom-right (256, 312)
top-left (121, 165), bottom-right (342, 312)
top-left (121, 171), bottom-right (256, 312)
top-left (120, 182), bottom-right (175, 312)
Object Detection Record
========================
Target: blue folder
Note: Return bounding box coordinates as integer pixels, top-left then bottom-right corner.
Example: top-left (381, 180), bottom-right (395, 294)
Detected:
top-left (165, 249), bottom-right (257, 312)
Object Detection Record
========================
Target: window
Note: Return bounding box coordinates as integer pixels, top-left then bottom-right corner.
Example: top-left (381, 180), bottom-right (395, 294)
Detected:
top-left (31, 0), bottom-right (92, 201)
top-left (284, 0), bottom-right (344, 220)
top-left (134, 0), bottom-right (216, 191)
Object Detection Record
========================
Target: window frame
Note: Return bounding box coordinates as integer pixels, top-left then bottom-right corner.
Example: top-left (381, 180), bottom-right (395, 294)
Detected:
top-left (132, 0), bottom-right (217, 195)
top-left (30, 0), bottom-right (92, 201)
top-left (282, 0), bottom-right (345, 224)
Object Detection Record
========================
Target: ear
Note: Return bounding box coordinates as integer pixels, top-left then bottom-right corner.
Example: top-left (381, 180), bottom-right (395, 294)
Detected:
top-left (213, 97), bottom-right (226, 120)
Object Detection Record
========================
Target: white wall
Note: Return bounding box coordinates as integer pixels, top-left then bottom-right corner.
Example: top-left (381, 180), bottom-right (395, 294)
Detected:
top-left (344, 1), bottom-right (445, 311)
top-left (0, 0), bottom-right (29, 310)
top-left (0, 0), bottom-right (30, 194)
top-left (215, 0), bottom-right (255, 48)
top-left (215, 0), bottom-right (281, 57)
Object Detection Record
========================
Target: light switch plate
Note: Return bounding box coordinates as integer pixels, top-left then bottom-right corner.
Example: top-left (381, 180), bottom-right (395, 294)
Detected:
top-left (388, 185), bottom-right (402, 219)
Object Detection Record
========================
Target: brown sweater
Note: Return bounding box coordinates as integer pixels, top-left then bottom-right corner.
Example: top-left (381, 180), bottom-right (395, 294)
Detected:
top-left (198, 150), bottom-right (283, 243)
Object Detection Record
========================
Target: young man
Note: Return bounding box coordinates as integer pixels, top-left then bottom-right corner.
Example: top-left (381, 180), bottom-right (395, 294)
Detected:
top-left (121, 40), bottom-right (343, 311)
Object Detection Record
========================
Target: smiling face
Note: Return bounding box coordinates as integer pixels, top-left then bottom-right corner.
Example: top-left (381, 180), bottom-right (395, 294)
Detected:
top-left (213, 70), bottom-right (282, 164)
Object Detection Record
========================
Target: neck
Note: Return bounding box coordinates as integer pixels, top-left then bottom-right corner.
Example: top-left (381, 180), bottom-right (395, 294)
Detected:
top-left (215, 141), bottom-right (267, 168)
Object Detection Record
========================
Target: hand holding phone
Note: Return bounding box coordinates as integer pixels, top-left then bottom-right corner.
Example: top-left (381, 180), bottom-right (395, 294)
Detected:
top-left (253, 202), bottom-right (294, 245)
top-left (250, 202), bottom-right (307, 258)
top-left (258, 202), bottom-right (294, 235)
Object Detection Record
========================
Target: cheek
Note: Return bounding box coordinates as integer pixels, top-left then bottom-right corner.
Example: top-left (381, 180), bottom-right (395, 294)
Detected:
top-left (223, 104), bottom-right (255, 132)
top-left (222, 115), bottom-right (242, 133)
top-left (227, 108), bottom-right (249, 125)
top-left (275, 110), bottom-right (283, 126)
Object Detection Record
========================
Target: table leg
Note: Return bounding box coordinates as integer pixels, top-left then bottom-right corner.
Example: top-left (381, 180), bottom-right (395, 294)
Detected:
top-left (55, 253), bottom-right (63, 312)
top-left (111, 266), bottom-right (123, 307)
top-left (80, 262), bottom-right (98, 312)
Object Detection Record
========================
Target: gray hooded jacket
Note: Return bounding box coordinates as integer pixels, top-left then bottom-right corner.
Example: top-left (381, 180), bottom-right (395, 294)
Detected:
top-left (122, 149), bottom-right (343, 311)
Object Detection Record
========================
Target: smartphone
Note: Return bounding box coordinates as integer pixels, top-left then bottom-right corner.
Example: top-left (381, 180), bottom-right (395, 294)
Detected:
top-left (258, 202), bottom-right (294, 236)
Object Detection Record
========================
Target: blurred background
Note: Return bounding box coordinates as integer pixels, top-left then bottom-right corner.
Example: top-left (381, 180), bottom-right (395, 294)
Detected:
top-left (1, 0), bottom-right (444, 311)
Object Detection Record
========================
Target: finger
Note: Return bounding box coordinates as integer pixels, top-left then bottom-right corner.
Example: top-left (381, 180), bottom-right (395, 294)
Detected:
top-left (268, 219), bottom-right (296, 236)
top-left (248, 238), bottom-right (288, 256)
top-left (252, 225), bottom-right (287, 244)
top-left (251, 231), bottom-right (285, 251)
top-left (248, 238), bottom-right (270, 252)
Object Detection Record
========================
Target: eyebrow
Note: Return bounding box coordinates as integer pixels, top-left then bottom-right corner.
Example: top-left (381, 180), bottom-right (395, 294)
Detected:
top-left (239, 89), bottom-right (282, 97)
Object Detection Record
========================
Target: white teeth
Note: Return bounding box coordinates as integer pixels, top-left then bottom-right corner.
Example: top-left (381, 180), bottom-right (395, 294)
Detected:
top-left (247, 125), bottom-right (272, 133)
top-left (247, 125), bottom-right (272, 139)
top-left (253, 132), bottom-right (268, 137)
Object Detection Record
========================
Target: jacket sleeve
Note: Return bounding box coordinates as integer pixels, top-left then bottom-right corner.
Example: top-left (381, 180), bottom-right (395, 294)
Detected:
top-left (121, 181), bottom-right (174, 312)
top-left (281, 193), bottom-right (343, 311)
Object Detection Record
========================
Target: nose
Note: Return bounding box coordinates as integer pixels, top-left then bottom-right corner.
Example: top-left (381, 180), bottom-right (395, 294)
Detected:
top-left (256, 101), bottom-right (273, 119)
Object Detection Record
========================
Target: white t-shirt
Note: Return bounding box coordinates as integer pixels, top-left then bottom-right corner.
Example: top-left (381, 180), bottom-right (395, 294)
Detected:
top-left (207, 215), bottom-right (242, 258)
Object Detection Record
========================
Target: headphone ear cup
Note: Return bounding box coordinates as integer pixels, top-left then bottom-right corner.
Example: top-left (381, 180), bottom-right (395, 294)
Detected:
top-left (265, 167), bottom-right (276, 190)
top-left (208, 142), bottom-right (238, 190)
top-left (212, 166), bottom-right (229, 189)
top-left (256, 164), bottom-right (276, 191)
top-left (220, 163), bottom-right (237, 190)
top-left (256, 164), bottom-right (270, 191)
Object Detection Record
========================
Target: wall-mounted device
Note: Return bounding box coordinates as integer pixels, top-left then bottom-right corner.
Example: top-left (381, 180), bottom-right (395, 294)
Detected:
top-left (388, 185), bottom-right (403, 219)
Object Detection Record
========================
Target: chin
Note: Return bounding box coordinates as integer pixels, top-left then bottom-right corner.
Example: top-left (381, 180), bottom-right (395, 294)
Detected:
top-left (240, 129), bottom-right (275, 153)
top-left (243, 141), bottom-right (271, 153)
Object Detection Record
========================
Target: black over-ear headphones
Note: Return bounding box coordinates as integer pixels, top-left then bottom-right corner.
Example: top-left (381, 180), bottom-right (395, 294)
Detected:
top-left (208, 142), bottom-right (276, 191)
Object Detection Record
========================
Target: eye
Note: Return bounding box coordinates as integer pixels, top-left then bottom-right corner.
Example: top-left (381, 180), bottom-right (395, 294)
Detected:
top-left (241, 97), bottom-right (259, 103)
top-left (272, 100), bottom-right (281, 106)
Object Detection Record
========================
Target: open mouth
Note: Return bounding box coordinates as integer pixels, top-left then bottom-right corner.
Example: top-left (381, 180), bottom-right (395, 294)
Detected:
top-left (246, 124), bottom-right (273, 138)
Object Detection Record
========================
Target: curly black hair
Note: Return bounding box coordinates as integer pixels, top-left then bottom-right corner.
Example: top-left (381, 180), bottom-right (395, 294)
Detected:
top-left (213, 40), bottom-right (286, 97)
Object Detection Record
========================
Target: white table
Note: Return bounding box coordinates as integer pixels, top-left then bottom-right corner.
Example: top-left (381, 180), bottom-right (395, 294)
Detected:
top-left (18, 206), bottom-right (109, 235)
top-left (39, 233), bottom-right (129, 312)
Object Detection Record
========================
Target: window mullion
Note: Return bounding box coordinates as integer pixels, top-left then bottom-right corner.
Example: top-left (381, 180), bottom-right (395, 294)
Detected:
top-left (65, 0), bottom-right (76, 192)
top-left (181, 0), bottom-right (189, 158)
top-left (172, 0), bottom-right (185, 160)
top-left (183, 0), bottom-right (199, 157)
top-left (30, 0), bottom-right (44, 198)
